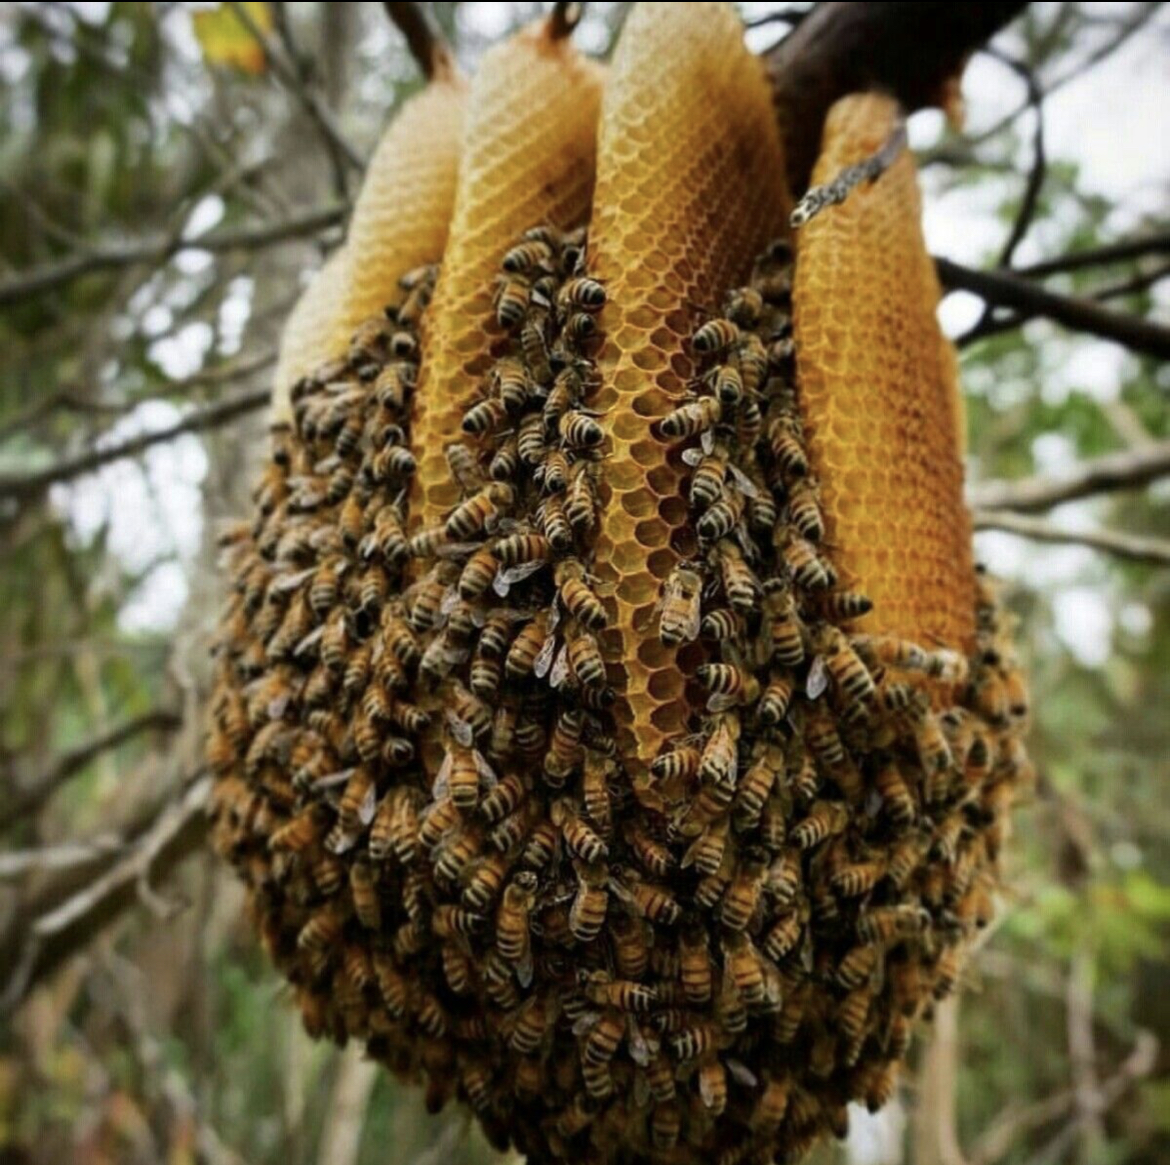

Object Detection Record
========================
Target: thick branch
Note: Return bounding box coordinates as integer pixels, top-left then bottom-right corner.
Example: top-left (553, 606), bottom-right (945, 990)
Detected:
top-left (383, 2), bottom-right (456, 79)
top-left (973, 510), bottom-right (1170, 566)
top-left (2, 708), bottom-right (182, 828)
top-left (0, 204), bottom-right (344, 306)
top-left (969, 440), bottom-right (1170, 512)
top-left (0, 388), bottom-right (269, 506)
top-left (937, 257), bottom-right (1170, 361)
top-left (766, 2), bottom-right (1028, 191)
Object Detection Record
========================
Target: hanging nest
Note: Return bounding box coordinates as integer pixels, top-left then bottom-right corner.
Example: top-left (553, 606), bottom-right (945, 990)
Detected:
top-left (207, 6), bottom-right (1033, 1163)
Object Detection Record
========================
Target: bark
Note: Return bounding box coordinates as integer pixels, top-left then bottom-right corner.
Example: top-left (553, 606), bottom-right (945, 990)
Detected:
top-left (766, 2), bottom-right (1029, 191)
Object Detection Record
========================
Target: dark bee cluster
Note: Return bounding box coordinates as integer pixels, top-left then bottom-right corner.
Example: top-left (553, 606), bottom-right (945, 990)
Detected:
top-left (208, 225), bottom-right (1032, 1165)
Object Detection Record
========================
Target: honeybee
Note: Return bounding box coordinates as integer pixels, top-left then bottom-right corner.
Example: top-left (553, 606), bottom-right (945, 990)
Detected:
top-left (419, 794), bottom-right (461, 850)
top-left (693, 318), bottom-right (740, 355)
top-left (831, 856), bottom-right (886, 898)
top-left (581, 751), bottom-right (614, 835)
top-left (805, 704), bottom-right (846, 768)
top-left (751, 1073), bottom-right (792, 1132)
top-left (462, 396), bottom-right (509, 437)
top-left (567, 627), bottom-right (606, 688)
top-left (758, 673), bottom-right (795, 727)
top-left (503, 238), bottom-right (555, 275)
top-left (734, 746), bottom-right (781, 826)
top-left (461, 849), bottom-right (513, 912)
top-left (505, 611), bottom-right (551, 680)
top-left (445, 482), bottom-right (514, 541)
top-left (670, 1022), bottom-right (718, 1061)
top-left (495, 275), bottom-right (531, 329)
top-left (721, 845), bottom-right (769, 931)
top-left (679, 918), bottom-right (713, 1003)
top-left (551, 798), bottom-right (609, 862)
top-left (625, 822), bottom-right (673, 878)
top-left (700, 714), bottom-right (740, 787)
top-left (681, 816), bottom-right (729, 876)
top-left (565, 461), bottom-right (599, 533)
top-left (554, 558), bottom-right (607, 629)
top-left (522, 818), bottom-right (560, 869)
top-left (559, 409), bottom-right (604, 450)
top-left (493, 531), bottom-right (552, 568)
top-left (583, 970), bottom-right (657, 1012)
top-left (496, 871), bottom-right (537, 976)
top-left (335, 765), bottom-right (377, 836)
top-left (768, 416), bottom-right (809, 477)
top-left (490, 356), bottom-right (531, 413)
top-left (762, 907), bottom-right (804, 962)
top-left (651, 745), bottom-right (701, 783)
top-left (543, 708), bottom-right (584, 787)
top-left (856, 904), bottom-right (930, 945)
top-left (658, 396), bottom-right (721, 441)
top-left (714, 539), bottom-right (761, 613)
top-left (563, 312), bottom-right (599, 348)
top-left (537, 493), bottom-right (574, 552)
top-left (433, 821), bottom-right (484, 883)
top-left (297, 907), bottom-right (342, 977)
top-left (656, 566), bottom-right (702, 646)
top-left (650, 1099), bottom-right (681, 1150)
top-left (558, 276), bottom-right (606, 312)
top-left (569, 859), bottom-right (609, 943)
top-left (611, 869), bottom-right (681, 926)
top-left (349, 854), bottom-right (381, 929)
top-left (700, 607), bottom-right (741, 641)
top-left (791, 799), bottom-right (849, 850)
top-left (521, 314), bottom-right (553, 384)
top-left (819, 589), bottom-right (873, 622)
top-left (435, 745), bottom-right (495, 811)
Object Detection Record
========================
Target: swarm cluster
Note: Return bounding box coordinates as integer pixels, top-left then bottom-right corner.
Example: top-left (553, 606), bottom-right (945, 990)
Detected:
top-left (209, 208), bottom-right (1031, 1163)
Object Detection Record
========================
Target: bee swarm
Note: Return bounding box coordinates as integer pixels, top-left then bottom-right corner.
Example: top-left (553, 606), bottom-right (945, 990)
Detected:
top-left (208, 7), bottom-right (1032, 1165)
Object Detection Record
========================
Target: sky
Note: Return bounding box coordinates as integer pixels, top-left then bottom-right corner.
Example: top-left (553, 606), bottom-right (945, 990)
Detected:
top-left (34, 2), bottom-right (1170, 676)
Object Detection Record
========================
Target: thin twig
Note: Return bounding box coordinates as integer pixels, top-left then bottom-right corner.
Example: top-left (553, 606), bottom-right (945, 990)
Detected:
top-left (0, 347), bottom-right (277, 443)
top-left (1016, 232), bottom-right (1170, 278)
top-left (0, 389), bottom-right (270, 506)
top-left (226, 2), bottom-right (362, 192)
top-left (936, 257), bottom-right (1170, 360)
top-left (968, 440), bottom-right (1170, 512)
top-left (990, 51), bottom-right (1047, 271)
top-left (0, 204), bottom-right (344, 306)
top-left (974, 510), bottom-right (1170, 566)
top-left (383, 2), bottom-right (455, 79)
top-left (2, 708), bottom-right (183, 828)
top-left (0, 773), bottom-right (212, 1015)
top-left (0, 836), bottom-right (127, 881)
top-left (922, 3), bottom-right (1162, 165)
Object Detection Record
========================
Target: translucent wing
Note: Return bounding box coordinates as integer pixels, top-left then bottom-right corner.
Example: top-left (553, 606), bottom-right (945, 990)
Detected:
top-left (726, 1058), bottom-right (758, 1088)
top-left (473, 749), bottom-right (498, 789)
top-left (727, 464), bottom-right (760, 499)
top-left (806, 655), bottom-right (829, 699)
top-left (359, 783), bottom-right (378, 826)
top-left (534, 634), bottom-right (558, 680)
top-left (549, 643), bottom-right (571, 688)
top-left (434, 750), bottom-right (453, 798)
top-left (681, 447), bottom-right (705, 468)
top-left (445, 711), bottom-right (474, 748)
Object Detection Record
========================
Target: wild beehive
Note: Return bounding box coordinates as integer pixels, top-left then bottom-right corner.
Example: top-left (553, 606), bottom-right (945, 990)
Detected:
top-left (208, 6), bottom-right (1032, 1163)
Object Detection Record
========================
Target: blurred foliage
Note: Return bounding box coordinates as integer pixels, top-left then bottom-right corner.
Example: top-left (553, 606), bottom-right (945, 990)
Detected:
top-left (0, 3), bottom-right (1167, 1165)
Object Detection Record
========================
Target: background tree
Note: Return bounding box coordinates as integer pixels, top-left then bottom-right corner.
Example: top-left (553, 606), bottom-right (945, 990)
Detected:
top-left (0, 3), bottom-right (1167, 1163)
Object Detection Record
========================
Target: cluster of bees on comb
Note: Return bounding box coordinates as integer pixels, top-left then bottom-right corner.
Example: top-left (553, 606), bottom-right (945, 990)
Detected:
top-left (208, 211), bottom-right (1032, 1163)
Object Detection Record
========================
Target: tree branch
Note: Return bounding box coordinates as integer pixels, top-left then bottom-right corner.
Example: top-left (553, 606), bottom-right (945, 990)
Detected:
top-left (0, 773), bottom-right (211, 1015)
top-left (0, 204), bottom-right (345, 307)
top-left (936, 257), bottom-right (1170, 360)
top-left (383, 2), bottom-right (455, 79)
top-left (549, 2), bottom-right (584, 40)
top-left (0, 347), bottom-right (277, 442)
top-left (968, 440), bottom-right (1170, 512)
top-left (973, 510), bottom-right (1170, 566)
top-left (2, 708), bottom-right (183, 828)
top-left (226, 1), bottom-right (362, 193)
top-left (0, 388), bottom-right (270, 506)
top-left (766, 2), bottom-right (1029, 192)
top-left (1017, 232), bottom-right (1170, 279)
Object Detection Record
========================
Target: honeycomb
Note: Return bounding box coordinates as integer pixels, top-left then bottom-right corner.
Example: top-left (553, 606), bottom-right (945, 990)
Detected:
top-left (586, 1), bottom-right (793, 774)
top-left (271, 77), bottom-right (465, 425)
top-left (792, 94), bottom-right (974, 652)
top-left (271, 246), bottom-right (351, 424)
top-left (408, 20), bottom-right (603, 533)
top-left (209, 9), bottom-right (1033, 1164)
